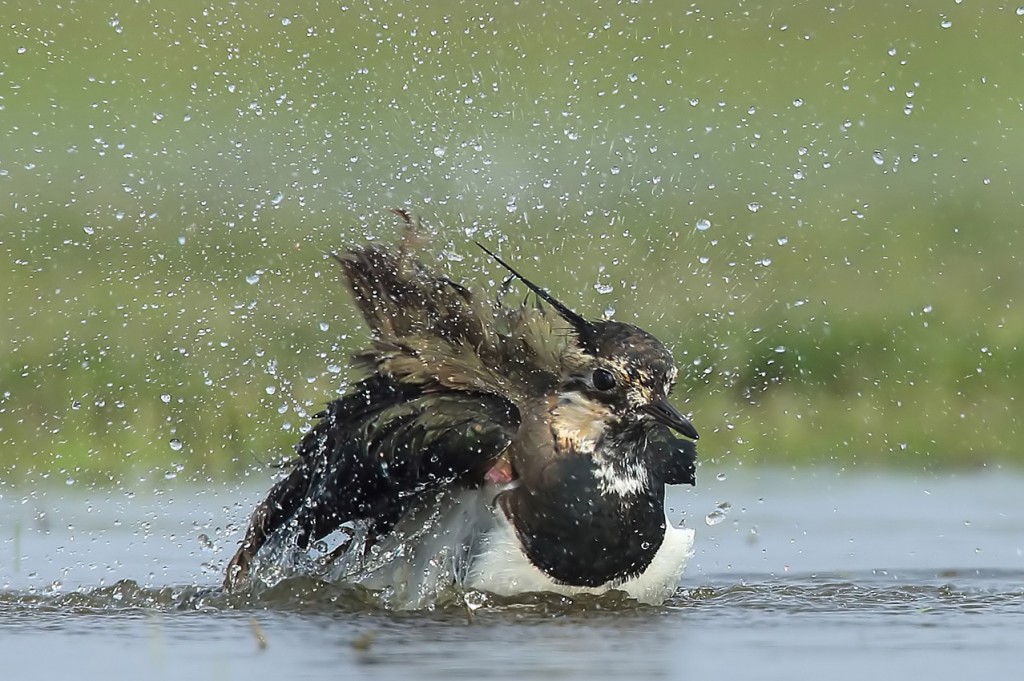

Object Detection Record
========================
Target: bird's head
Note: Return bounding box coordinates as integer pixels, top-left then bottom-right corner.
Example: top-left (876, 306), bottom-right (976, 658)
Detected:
top-left (477, 244), bottom-right (698, 442)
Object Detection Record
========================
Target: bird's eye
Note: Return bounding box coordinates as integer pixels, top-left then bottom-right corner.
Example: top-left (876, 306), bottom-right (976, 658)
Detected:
top-left (592, 368), bottom-right (617, 391)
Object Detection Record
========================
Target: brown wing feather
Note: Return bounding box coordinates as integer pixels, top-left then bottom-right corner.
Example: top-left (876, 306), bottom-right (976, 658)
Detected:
top-left (335, 244), bottom-right (492, 348)
top-left (226, 226), bottom-right (583, 590)
top-left (338, 234), bottom-right (573, 406)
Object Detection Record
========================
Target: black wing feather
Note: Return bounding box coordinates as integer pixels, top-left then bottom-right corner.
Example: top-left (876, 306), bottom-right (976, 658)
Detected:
top-left (225, 376), bottom-right (520, 589)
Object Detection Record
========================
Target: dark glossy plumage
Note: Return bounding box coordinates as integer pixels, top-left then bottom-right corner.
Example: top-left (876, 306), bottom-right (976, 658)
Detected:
top-left (225, 215), bottom-right (698, 598)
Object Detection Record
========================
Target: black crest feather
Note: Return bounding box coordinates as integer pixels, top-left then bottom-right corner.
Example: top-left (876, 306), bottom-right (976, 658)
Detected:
top-left (476, 242), bottom-right (592, 336)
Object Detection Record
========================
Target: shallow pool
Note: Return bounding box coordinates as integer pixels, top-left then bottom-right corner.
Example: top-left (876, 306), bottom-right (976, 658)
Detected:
top-left (1, 468), bottom-right (1020, 680)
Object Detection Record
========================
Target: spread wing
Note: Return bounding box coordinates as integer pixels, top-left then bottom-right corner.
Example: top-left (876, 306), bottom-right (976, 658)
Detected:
top-left (225, 375), bottom-right (519, 589)
top-left (339, 229), bottom-right (571, 403)
top-left (226, 224), bottom-right (568, 590)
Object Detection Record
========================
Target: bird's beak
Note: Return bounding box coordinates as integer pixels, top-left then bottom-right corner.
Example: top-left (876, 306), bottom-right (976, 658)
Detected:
top-left (643, 398), bottom-right (699, 440)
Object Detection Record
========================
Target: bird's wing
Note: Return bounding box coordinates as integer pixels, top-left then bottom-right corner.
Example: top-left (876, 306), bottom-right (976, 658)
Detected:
top-left (225, 375), bottom-right (520, 590)
top-left (337, 240), bottom-right (494, 349)
top-left (227, 231), bottom-right (565, 589)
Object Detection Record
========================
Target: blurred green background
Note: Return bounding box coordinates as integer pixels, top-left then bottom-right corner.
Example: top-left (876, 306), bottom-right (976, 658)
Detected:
top-left (3, 0), bottom-right (1022, 484)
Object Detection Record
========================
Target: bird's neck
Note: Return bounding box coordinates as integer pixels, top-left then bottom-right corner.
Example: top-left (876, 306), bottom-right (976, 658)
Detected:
top-left (549, 391), bottom-right (654, 498)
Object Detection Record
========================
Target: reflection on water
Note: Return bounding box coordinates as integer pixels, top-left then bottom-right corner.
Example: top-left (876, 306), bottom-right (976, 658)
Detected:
top-left (0, 469), bottom-right (1021, 679)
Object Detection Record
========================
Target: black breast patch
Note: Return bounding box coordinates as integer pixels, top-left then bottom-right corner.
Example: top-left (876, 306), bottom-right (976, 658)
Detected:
top-left (501, 455), bottom-right (667, 587)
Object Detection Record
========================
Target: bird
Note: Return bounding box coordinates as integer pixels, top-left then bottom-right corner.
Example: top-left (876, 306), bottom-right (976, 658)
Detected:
top-left (224, 210), bottom-right (699, 607)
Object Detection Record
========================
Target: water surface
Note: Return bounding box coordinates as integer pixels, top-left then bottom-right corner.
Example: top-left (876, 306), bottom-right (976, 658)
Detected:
top-left (1, 468), bottom-right (1020, 679)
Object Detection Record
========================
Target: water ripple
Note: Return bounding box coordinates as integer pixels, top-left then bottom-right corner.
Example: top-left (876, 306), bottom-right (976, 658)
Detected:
top-left (1, 569), bottom-right (1021, 621)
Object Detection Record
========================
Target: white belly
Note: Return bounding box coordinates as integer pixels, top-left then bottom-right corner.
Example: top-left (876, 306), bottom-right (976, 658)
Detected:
top-left (323, 487), bottom-right (694, 608)
top-left (466, 507), bottom-right (695, 605)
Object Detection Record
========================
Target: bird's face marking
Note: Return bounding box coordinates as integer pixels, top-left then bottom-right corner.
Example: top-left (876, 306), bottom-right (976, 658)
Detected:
top-left (549, 391), bottom-right (613, 455)
top-left (546, 389), bottom-right (652, 499)
top-left (558, 321), bottom-right (697, 441)
top-left (562, 322), bottom-right (676, 407)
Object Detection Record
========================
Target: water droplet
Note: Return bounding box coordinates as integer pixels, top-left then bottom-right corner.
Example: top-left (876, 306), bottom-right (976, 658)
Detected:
top-left (594, 282), bottom-right (613, 295)
top-left (564, 129), bottom-right (579, 141)
top-left (271, 193), bottom-right (284, 206)
top-left (246, 271), bottom-right (262, 285)
top-left (627, 73), bottom-right (638, 82)
top-left (922, 304), bottom-right (933, 313)
top-left (610, 165), bottom-right (620, 175)
top-left (83, 225), bottom-right (95, 235)
top-left (747, 202), bottom-right (761, 213)
top-left (872, 151), bottom-right (885, 166)
top-left (696, 218), bottom-right (712, 232)
top-left (464, 590), bottom-right (489, 611)
top-left (940, 18), bottom-right (952, 28)
top-left (178, 235), bottom-right (187, 246)
top-left (16, 46), bottom-right (27, 54)
top-left (1017, 6), bottom-right (1024, 16)
top-left (716, 472), bottom-right (727, 481)
top-left (792, 98), bottom-right (804, 108)
top-left (505, 196), bottom-right (517, 213)
top-left (776, 236), bottom-right (789, 246)
top-left (281, 16), bottom-right (292, 26)
top-left (433, 146), bottom-right (446, 158)
top-left (160, 393), bottom-right (171, 404)
top-left (169, 438), bottom-right (183, 451)
top-left (319, 321), bottom-right (330, 332)
top-left (705, 502), bottom-right (732, 526)
top-left (265, 385), bottom-right (277, 395)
